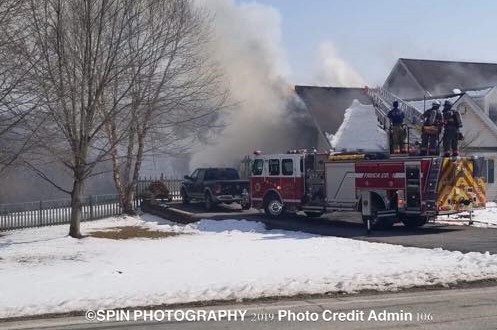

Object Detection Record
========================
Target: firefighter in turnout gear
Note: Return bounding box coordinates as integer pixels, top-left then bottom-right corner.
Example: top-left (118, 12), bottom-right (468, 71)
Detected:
top-left (442, 100), bottom-right (463, 157)
top-left (420, 101), bottom-right (442, 156)
top-left (387, 101), bottom-right (406, 153)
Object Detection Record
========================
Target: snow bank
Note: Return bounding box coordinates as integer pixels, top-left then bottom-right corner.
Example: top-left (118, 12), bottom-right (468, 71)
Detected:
top-left (1, 215), bottom-right (497, 318)
top-left (328, 100), bottom-right (387, 152)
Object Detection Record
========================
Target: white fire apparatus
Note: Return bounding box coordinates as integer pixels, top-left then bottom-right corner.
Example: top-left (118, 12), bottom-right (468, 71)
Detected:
top-left (248, 88), bottom-right (486, 229)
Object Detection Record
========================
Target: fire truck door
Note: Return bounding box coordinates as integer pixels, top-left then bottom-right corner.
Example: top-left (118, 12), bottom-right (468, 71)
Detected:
top-left (405, 162), bottom-right (421, 211)
top-left (281, 157), bottom-right (297, 201)
top-left (268, 158), bottom-right (282, 197)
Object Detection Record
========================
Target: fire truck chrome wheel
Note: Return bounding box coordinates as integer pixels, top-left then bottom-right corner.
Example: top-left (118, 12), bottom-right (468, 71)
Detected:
top-left (265, 198), bottom-right (284, 218)
top-left (269, 200), bottom-right (283, 214)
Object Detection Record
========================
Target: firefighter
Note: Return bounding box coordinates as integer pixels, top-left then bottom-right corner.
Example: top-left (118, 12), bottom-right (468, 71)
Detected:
top-left (387, 101), bottom-right (405, 153)
top-left (420, 101), bottom-right (442, 156)
top-left (442, 100), bottom-right (463, 157)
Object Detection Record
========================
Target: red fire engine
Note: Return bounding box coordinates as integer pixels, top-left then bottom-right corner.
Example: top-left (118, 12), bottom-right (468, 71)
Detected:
top-left (249, 151), bottom-right (486, 229)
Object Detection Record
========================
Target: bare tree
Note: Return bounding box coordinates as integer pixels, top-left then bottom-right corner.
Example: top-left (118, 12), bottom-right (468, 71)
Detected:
top-left (0, 1), bottom-right (38, 173)
top-left (16, 0), bottom-right (149, 238)
top-left (104, 0), bottom-right (227, 214)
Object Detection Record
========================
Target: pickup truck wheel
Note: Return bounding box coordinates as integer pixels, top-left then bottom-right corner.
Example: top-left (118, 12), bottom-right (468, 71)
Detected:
top-left (264, 195), bottom-right (285, 218)
top-left (204, 192), bottom-right (215, 211)
top-left (181, 188), bottom-right (190, 205)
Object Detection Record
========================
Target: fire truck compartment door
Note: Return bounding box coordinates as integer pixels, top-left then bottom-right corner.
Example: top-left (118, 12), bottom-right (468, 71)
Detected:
top-left (325, 162), bottom-right (356, 204)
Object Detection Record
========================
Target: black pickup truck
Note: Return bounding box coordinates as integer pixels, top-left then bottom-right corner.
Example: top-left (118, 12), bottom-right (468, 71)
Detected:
top-left (181, 168), bottom-right (250, 211)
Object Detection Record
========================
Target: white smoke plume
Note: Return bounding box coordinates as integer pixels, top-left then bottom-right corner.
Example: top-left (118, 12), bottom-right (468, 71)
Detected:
top-left (316, 41), bottom-right (366, 87)
top-left (189, 0), bottom-right (298, 169)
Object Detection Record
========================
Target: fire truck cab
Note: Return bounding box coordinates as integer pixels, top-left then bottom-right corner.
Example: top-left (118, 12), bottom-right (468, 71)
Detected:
top-left (249, 151), bottom-right (486, 229)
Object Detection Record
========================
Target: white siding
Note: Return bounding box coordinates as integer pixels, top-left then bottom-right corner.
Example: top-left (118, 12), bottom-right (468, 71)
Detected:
top-left (456, 100), bottom-right (497, 147)
top-left (470, 152), bottom-right (497, 201)
top-left (483, 88), bottom-right (497, 116)
top-left (453, 99), bottom-right (497, 201)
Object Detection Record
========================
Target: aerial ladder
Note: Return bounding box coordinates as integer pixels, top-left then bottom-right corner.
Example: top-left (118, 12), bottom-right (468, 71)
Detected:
top-left (365, 86), bottom-right (424, 154)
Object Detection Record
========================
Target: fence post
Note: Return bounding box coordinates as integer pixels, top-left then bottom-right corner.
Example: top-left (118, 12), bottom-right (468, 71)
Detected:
top-left (38, 200), bottom-right (43, 226)
top-left (89, 195), bottom-right (94, 220)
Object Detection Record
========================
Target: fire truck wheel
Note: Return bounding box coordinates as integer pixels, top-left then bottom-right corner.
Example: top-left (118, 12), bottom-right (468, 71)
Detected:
top-left (264, 194), bottom-right (285, 218)
top-left (401, 216), bottom-right (428, 228)
top-left (362, 212), bottom-right (394, 230)
top-left (362, 212), bottom-right (380, 230)
top-left (304, 211), bottom-right (324, 218)
top-left (181, 188), bottom-right (190, 205)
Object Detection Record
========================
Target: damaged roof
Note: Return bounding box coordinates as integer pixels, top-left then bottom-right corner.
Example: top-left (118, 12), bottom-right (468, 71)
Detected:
top-left (294, 86), bottom-right (372, 135)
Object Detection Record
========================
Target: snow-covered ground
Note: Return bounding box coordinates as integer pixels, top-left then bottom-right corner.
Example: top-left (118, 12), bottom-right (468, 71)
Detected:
top-left (2, 215), bottom-right (497, 318)
top-left (327, 99), bottom-right (387, 152)
top-left (436, 202), bottom-right (497, 228)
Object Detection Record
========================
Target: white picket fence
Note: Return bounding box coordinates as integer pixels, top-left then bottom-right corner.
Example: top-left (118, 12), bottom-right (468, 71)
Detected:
top-left (0, 178), bottom-right (183, 231)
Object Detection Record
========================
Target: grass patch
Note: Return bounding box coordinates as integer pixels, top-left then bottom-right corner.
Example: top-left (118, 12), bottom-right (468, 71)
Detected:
top-left (89, 226), bottom-right (181, 240)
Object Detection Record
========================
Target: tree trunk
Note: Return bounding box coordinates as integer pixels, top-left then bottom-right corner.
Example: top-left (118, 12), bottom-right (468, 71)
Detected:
top-left (123, 131), bottom-right (146, 215)
top-left (69, 175), bottom-right (84, 238)
top-left (122, 188), bottom-right (135, 215)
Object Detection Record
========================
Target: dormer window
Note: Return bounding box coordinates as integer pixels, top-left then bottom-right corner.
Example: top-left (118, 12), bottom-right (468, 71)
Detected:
top-left (489, 104), bottom-right (497, 123)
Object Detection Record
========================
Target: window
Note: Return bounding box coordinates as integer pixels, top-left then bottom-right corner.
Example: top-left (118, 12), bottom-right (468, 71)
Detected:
top-left (472, 157), bottom-right (485, 178)
top-left (488, 159), bottom-right (495, 184)
top-left (490, 104), bottom-right (497, 123)
top-left (196, 169), bottom-right (205, 181)
top-left (305, 154), bottom-right (315, 171)
top-left (205, 169), bottom-right (216, 180)
top-left (300, 157), bottom-right (304, 173)
top-left (269, 159), bottom-right (280, 176)
top-left (190, 169), bottom-right (198, 180)
top-left (282, 159), bottom-right (293, 175)
top-left (252, 159), bottom-right (263, 176)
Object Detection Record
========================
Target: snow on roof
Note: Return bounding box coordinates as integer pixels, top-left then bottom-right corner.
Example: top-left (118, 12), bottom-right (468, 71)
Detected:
top-left (465, 87), bottom-right (493, 98)
top-left (327, 99), bottom-right (387, 152)
top-left (407, 95), bottom-right (462, 113)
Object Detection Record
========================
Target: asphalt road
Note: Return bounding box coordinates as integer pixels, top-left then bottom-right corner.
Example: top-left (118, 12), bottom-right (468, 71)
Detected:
top-left (4, 286), bottom-right (497, 330)
top-left (164, 202), bottom-right (497, 254)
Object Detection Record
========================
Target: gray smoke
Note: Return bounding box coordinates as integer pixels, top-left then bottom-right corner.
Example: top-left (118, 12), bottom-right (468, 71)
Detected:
top-left (189, 0), bottom-right (316, 169)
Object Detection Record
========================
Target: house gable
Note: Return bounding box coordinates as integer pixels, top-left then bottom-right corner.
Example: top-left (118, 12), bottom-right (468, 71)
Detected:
top-left (383, 59), bottom-right (426, 99)
top-left (454, 95), bottom-right (497, 148)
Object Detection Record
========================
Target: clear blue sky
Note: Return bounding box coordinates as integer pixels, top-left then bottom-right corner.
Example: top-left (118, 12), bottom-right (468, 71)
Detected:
top-left (236, 0), bottom-right (497, 85)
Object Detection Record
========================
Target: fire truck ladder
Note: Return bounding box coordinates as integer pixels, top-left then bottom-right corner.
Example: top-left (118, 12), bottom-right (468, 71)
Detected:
top-left (366, 86), bottom-right (423, 149)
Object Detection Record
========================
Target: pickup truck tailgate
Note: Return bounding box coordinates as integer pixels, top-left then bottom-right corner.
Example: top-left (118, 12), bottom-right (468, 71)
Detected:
top-left (220, 180), bottom-right (249, 195)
